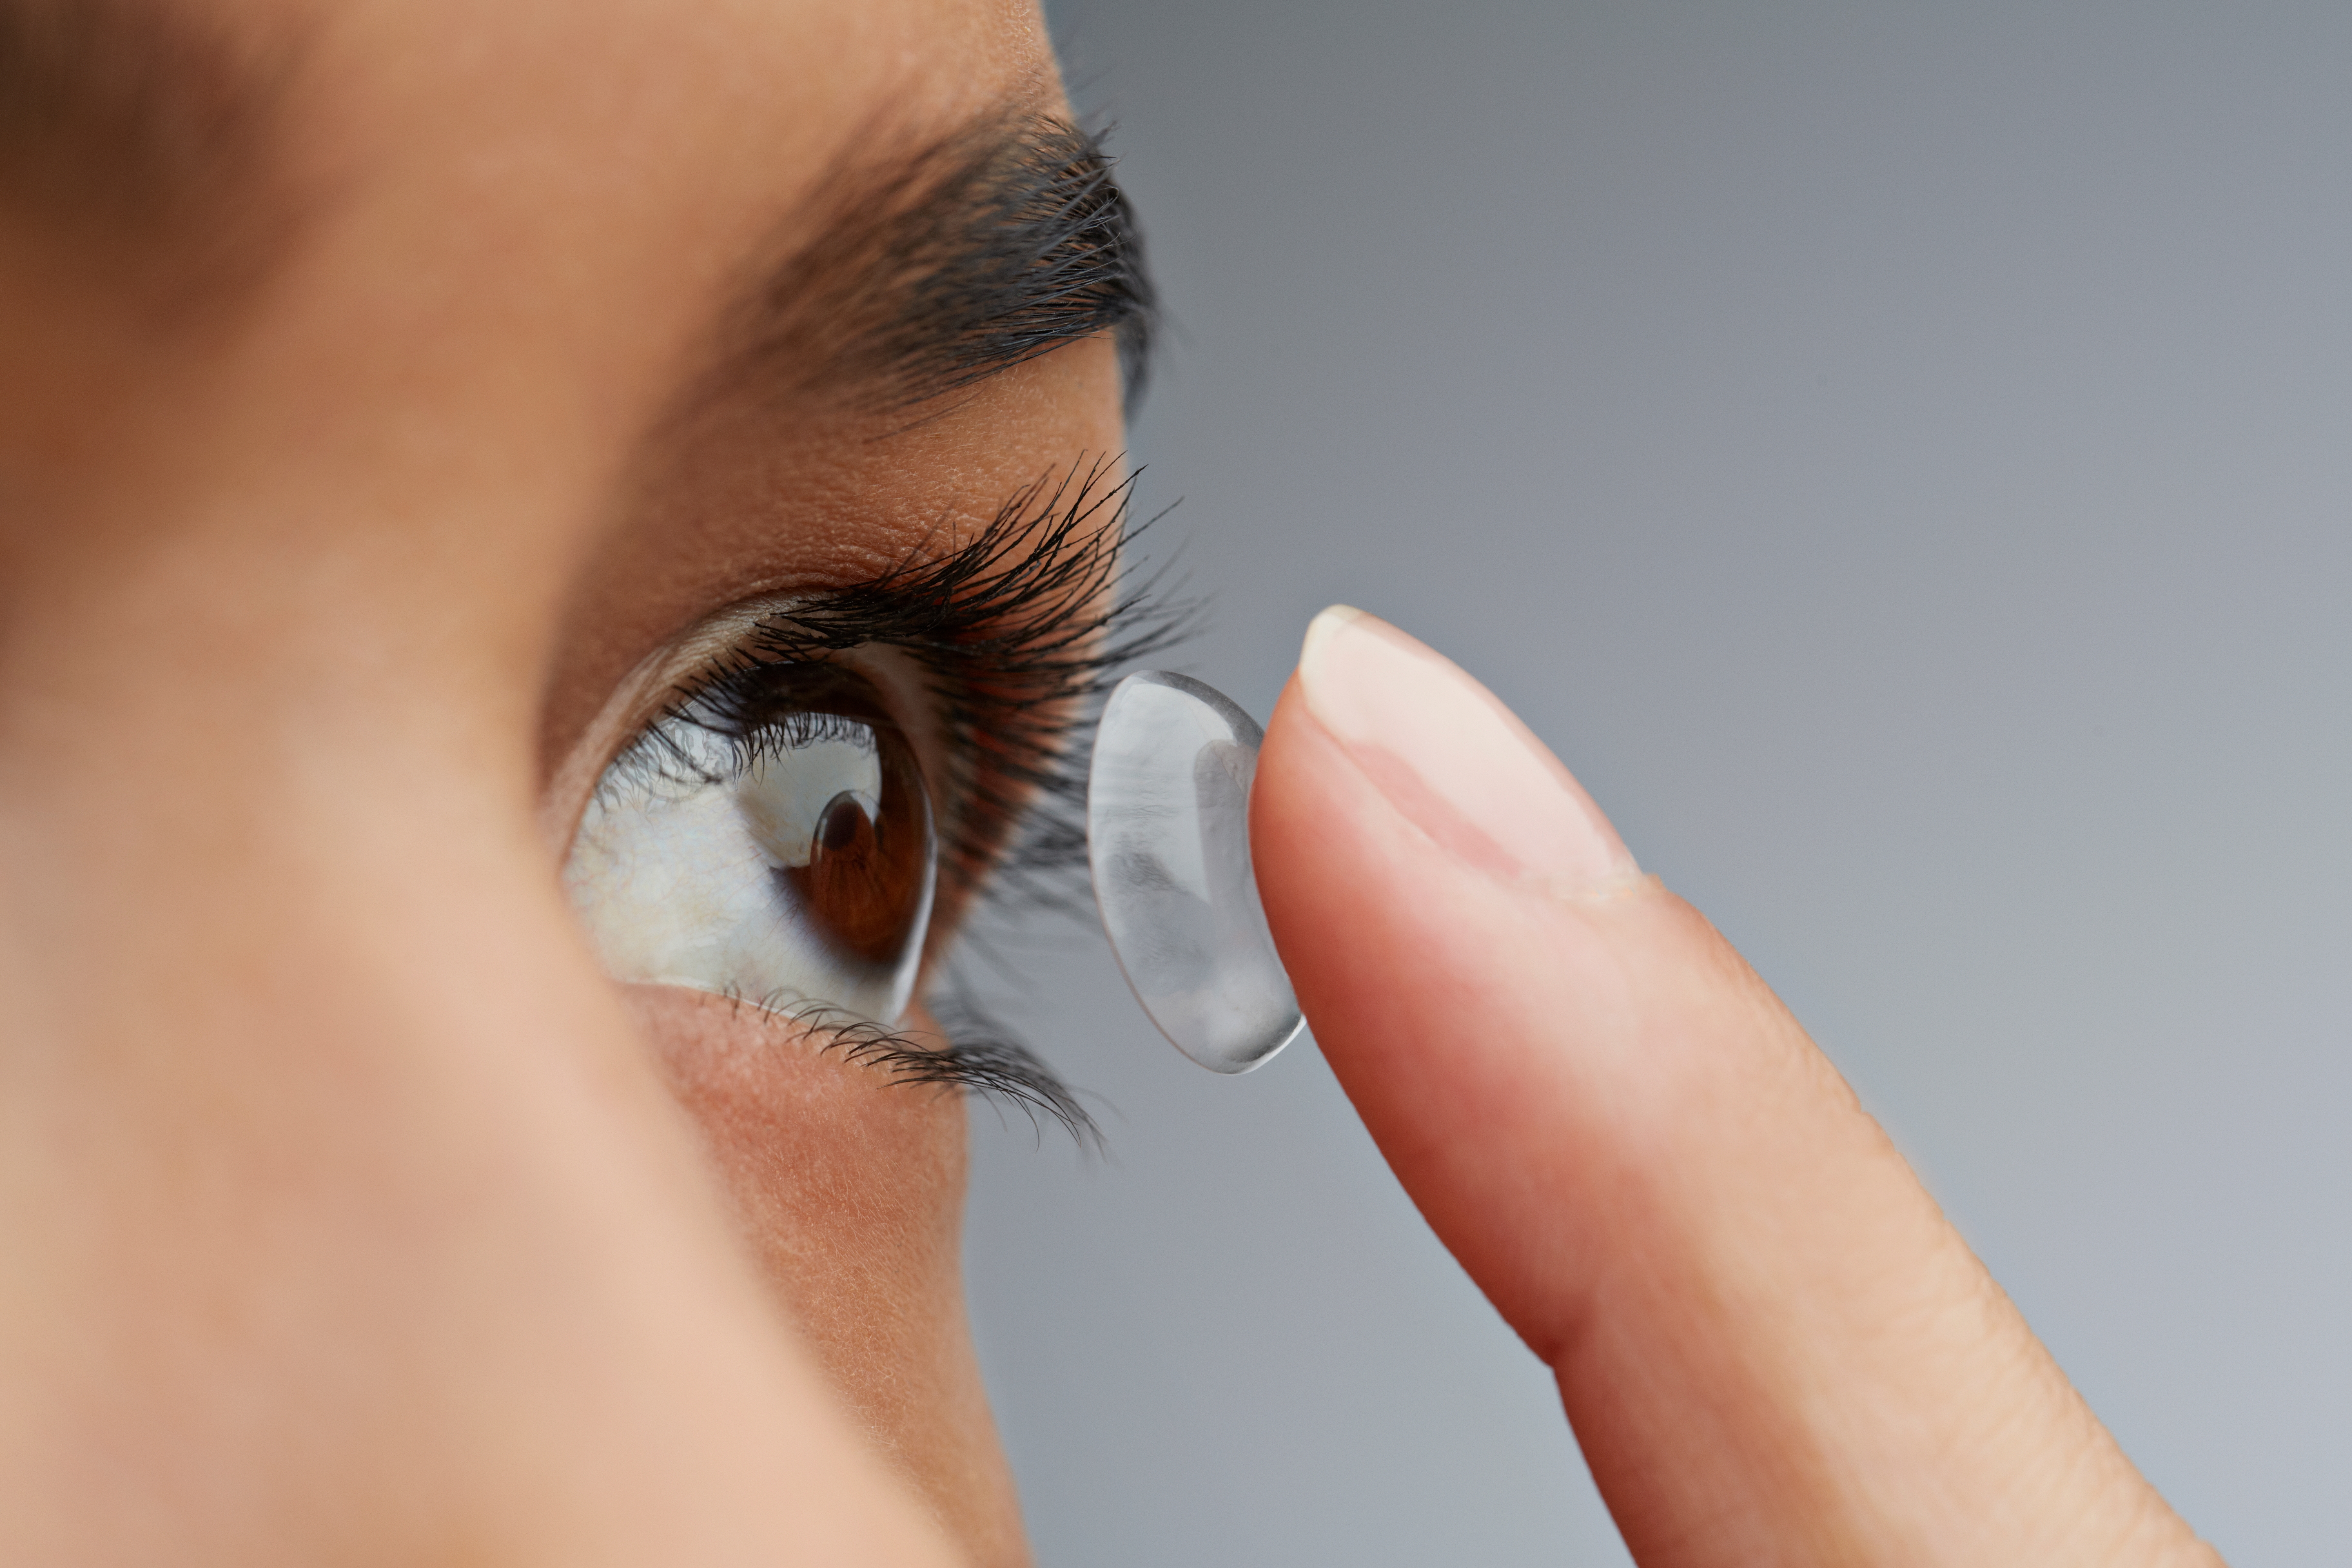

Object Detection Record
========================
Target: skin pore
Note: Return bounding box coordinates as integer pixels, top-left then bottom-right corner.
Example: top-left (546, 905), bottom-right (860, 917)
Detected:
top-left (0, 0), bottom-right (1111, 1561)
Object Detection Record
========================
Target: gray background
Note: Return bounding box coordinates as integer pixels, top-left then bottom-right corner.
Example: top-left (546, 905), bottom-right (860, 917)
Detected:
top-left (962, 3), bottom-right (2352, 1562)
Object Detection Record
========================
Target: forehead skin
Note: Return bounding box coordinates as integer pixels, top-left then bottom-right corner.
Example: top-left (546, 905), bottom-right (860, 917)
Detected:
top-left (0, 2), bottom-right (1121, 1565)
top-left (0, 0), bottom-right (1061, 522)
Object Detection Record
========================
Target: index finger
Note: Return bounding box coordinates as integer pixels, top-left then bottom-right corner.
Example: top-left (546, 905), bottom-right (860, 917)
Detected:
top-left (1249, 606), bottom-right (2219, 1567)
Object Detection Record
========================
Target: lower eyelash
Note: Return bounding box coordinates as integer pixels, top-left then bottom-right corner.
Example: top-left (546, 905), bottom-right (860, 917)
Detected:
top-left (715, 987), bottom-right (1097, 1146)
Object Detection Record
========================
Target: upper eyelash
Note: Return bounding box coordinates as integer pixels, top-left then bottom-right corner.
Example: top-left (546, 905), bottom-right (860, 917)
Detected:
top-left (602, 704), bottom-right (878, 800)
top-left (658, 455), bottom-right (1194, 910)
top-left (601, 457), bottom-right (1194, 1141)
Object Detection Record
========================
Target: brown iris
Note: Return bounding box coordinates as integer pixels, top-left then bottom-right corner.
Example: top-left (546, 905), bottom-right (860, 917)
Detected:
top-left (782, 757), bottom-right (928, 967)
top-left (733, 692), bottom-right (935, 983)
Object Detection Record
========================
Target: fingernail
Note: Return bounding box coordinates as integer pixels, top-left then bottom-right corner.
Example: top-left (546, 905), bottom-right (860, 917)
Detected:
top-left (1296, 606), bottom-right (1640, 895)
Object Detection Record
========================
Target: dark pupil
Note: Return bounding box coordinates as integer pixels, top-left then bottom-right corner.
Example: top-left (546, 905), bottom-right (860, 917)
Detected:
top-left (817, 793), bottom-right (868, 853)
top-left (778, 731), bottom-right (929, 969)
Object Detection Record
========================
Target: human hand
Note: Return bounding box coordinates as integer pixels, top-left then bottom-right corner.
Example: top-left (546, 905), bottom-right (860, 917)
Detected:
top-left (1250, 607), bottom-right (2222, 1566)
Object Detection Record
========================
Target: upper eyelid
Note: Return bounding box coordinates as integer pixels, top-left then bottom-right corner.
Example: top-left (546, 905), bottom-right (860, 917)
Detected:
top-left (614, 641), bottom-right (949, 815)
top-left (541, 599), bottom-right (879, 859)
top-left (549, 458), bottom-right (1182, 906)
top-left (555, 597), bottom-right (910, 784)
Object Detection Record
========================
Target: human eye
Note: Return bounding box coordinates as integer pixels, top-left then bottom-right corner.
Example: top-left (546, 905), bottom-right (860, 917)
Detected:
top-left (556, 465), bottom-right (1181, 1133)
top-left (564, 654), bottom-right (938, 1026)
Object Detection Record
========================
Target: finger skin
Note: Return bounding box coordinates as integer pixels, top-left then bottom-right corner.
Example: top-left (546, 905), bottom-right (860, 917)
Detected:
top-left (1251, 675), bottom-right (2220, 1567)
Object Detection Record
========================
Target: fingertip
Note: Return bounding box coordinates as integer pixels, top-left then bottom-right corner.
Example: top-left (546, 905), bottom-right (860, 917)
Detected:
top-left (1250, 613), bottom-right (2205, 1568)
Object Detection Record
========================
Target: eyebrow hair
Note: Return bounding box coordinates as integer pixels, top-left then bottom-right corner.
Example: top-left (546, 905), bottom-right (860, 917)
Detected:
top-left (714, 111), bottom-right (1159, 412)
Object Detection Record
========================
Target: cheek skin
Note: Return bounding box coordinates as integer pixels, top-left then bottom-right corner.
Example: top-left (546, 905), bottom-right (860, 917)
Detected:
top-left (621, 985), bottom-right (1026, 1567)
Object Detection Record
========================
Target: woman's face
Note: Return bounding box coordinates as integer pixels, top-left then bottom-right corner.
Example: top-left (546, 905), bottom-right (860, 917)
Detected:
top-left (0, 0), bottom-right (1129, 1561)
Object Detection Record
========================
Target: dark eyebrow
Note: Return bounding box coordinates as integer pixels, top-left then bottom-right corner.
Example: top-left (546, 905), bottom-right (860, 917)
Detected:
top-left (712, 111), bottom-right (1159, 413)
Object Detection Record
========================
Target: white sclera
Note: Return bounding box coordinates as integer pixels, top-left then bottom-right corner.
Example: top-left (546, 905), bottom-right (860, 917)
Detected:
top-left (1087, 671), bottom-right (1305, 1074)
top-left (564, 714), bottom-right (933, 1027)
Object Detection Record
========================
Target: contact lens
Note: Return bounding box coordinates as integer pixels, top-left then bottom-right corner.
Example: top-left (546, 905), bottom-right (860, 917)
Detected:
top-left (1087, 671), bottom-right (1304, 1073)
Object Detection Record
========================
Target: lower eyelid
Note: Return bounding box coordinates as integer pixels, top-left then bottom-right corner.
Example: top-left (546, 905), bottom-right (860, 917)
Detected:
top-left (622, 982), bottom-right (1094, 1144)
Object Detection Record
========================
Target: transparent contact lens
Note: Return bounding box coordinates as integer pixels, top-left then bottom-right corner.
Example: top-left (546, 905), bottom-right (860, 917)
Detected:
top-left (1088, 671), bottom-right (1304, 1074)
